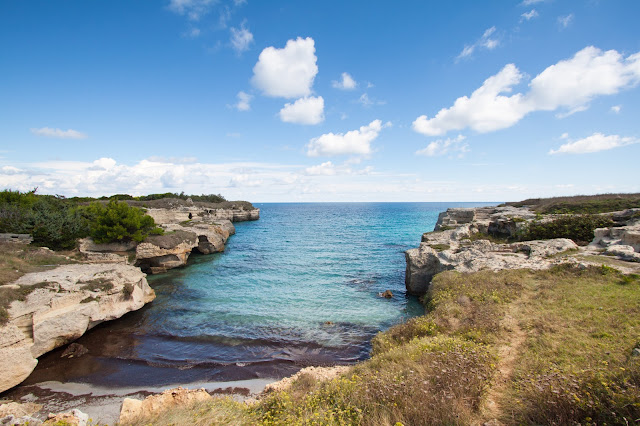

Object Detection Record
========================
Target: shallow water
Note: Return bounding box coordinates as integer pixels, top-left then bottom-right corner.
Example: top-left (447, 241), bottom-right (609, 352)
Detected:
top-left (23, 202), bottom-right (494, 388)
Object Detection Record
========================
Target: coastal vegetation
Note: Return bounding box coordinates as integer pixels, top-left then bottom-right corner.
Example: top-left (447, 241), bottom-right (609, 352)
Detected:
top-left (121, 265), bottom-right (640, 425)
top-left (0, 189), bottom-right (235, 249)
top-left (503, 192), bottom-right (640, 214)
top-left (518, 214), bottom-right (614, 245)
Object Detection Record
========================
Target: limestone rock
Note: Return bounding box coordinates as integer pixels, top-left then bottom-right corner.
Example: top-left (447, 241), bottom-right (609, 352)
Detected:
top-left (0, 402), bottom-right (42, 419)
top-left (590, 223), bottom-right (640, 253)
top-left (263, 366), bottom-right (351, 394)
top-left (0, 264), bottom-right (155, 393)
top-left (119, 387), bottom-right (213, 424)
top-left (44, 409), bottom-right (88, 426)
top-left (135, 230), bottom-right (197, 273)
top-left (605, 245), bottom-right (640, 262)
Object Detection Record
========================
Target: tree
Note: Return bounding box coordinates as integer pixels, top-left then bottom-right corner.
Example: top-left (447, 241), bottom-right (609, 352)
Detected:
top-left (88, 201), bottom-right (163, 243)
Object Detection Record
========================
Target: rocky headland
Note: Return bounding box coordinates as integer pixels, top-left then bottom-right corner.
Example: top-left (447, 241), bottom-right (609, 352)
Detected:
top-left (79, 199), bottom-right (259, 274)
top-left (406, 205), bottom-right (640, 295)
top-left (0, 199), bottom-right (259, 398)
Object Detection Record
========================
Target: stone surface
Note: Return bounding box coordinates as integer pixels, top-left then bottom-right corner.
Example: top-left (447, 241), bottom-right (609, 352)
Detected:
top-left (589, 223), bottom-right (640, 253)
top-left (0, 264), bottom-right (155, 393)
top-left (406, 205), bottom-right (579, 296)
top-left (119, 387), bottom-right (213, 424)
top-left (0, 402), bottom-right (42, 419)
top-left (263, 366), bottom-right (351, 394)
top-left (43, 409), bottom-right (88, 426)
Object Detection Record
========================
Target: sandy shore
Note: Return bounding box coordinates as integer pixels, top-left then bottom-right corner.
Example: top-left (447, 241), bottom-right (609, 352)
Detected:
top-left (2, 377), bottom-right (276, 425)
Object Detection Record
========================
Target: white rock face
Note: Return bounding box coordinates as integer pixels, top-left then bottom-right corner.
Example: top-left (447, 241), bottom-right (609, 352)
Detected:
top-left (119, 387), bottom-right (213, 424)
top-left (406, 206), bottom-right (579, 295)
top-left (0, 264), bottom-right (155, 393)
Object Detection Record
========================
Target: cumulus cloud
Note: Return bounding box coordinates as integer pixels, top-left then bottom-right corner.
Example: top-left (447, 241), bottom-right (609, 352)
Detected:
top-left (558, 13), bottom-right (574, 29)
top-left (230, 22), bottom-right (253, 53)
top-left (235, 91), bottom-right (253, 111)
top-left (30, 127), bottom-right (87, 139)
top-left (520, 0), bottom-right (545, 5)
top-left (549, 133), bottom-right (639, 154)
top-left (521, 9), bottom-right (539, 21)
top-left (413, 64), bottom-right (527, 136)
top-left (279, 96), bottom-right (324, 125)
top-left (415, 135), bottom-right (469, 157)
top-left (611, 105), bottom-right (622, 113)
top-left (457, 26), bottom-right (499, 60)
top-left (306, 120), bottom-right (390, 157)
top-left (251, 37), bottom-right (318, 98)
top-left (413, 46), bottom-right (640, 136)
top-left (332, 72), bottom-right (357, 90)
top-left (168, 0), bottom-right (216, 20)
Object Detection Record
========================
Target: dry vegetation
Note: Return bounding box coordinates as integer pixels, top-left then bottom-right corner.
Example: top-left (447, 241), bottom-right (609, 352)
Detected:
top-left (0, 242), bottom-right (80, 324)
top-left (0, 242), bottom-right (78, 286)
top-left (121, 265), bottom-right (640, 425)
top-left (503, 192), bottom-right (640, 214)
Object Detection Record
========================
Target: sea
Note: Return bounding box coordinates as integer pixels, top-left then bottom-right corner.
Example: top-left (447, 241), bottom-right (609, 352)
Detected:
top-left (23, 202), bottom-right (495, 388)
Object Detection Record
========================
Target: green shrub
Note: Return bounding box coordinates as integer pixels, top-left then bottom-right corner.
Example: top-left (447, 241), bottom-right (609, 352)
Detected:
top-left (87, 200), bottom-right (163, 243)
top-left (0, 190), bottom-right (90, 250)
top-left (520, 214), bottom-right (614, 245)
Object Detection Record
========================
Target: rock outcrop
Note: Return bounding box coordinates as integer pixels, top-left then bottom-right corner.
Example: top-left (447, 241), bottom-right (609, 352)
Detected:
top-left (119, 387), bottom-right (213, 424)
top-left (406, 206), bottom-right (578, 296)
top-left (0, 264), bottom-right (155, 393)
top-left (79, 204), bottom-right (242, 274)
top-left (589, 212), bottom-right (640, 261)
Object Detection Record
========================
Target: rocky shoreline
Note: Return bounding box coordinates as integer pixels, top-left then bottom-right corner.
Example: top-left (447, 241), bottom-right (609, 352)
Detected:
top-left (405, 205), bottom-right (640, 296)
top-left (0, 201), bottom-right (259, 399)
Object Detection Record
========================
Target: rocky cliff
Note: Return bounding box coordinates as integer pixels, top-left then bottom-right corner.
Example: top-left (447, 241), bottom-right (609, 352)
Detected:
top-left (0, 264), bottom-right (155, 393)
top-left (406, 206), bottom-right (640, 295)
top-left (79, 203), bottom-right (251, 274)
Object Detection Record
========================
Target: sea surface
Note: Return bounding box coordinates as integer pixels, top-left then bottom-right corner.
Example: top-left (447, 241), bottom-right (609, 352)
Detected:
top-left (25, 202), bottom-right (495, 388)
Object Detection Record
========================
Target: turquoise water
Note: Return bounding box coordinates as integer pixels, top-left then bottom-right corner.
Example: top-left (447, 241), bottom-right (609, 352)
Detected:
top-left (26, 202), bottom-right (495, 387)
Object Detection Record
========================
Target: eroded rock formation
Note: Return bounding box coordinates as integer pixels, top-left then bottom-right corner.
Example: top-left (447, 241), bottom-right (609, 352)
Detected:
top-left (405, 206), bottom-right (578, 295)
top-left (0, 264), bottom-right (155, 393)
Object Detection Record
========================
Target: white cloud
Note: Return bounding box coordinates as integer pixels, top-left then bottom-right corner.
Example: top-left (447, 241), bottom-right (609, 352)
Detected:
top-left (1, 166), bottom-right (22, 175)
top-left (233, 0), bottom-right (247, 5)
top-left (30, 127), bottom-right (87, 139)
top-left (414, 46), bottom-right (640, 136)
top-left (558, 13), bottom-right (574, 29)
top-left (304, 161), bottom-right (373, 176)
top-left (528, 46), bottom-right (640, 111)
top-left (251, 37), bottom-right (318, 98)
top-left (549, 133), bottom-right (639, 154)
top-left (415, 135), bottom-right (469, 157)
top-left (168, 0), bottom-right (215, 20)
top-left (611, 105), bottom-right (622, 113)
top-left (235, 91), bottom-right (253, 111)
top-left (306, 120), bottom-right (390, 157)
top-left (413, 64), bottom-right (527, 136)
top-left (358, 93), bottom-right (385, 107)
top-left (521, 9), bottom-right (539, 21)
top-left (332, 72), bottom-right (357, 90)
top-left (520, 0), bottom-right (545, 5)
top-left (230, 22), bottom-right (253, 54)
top-left (457, 26), bottom-right (499, 60)
top-left (185, 27), bottom-right (201, 37)
top-left (279, 96), bottom-right (324, 125)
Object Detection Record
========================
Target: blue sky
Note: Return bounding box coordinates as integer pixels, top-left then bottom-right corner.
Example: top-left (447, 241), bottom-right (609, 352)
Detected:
top-left (1, 0), bottom-right (639, 202)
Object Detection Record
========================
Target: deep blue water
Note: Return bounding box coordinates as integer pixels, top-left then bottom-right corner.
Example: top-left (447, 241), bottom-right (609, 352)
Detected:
top-left (26, 202), bottom-right (495, 387)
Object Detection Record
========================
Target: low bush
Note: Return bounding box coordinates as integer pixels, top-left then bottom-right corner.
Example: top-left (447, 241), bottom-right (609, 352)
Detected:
top-left (519, 214), bottom-right (613, 245)
top-left (87, 200), bottom-right (163, 243)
